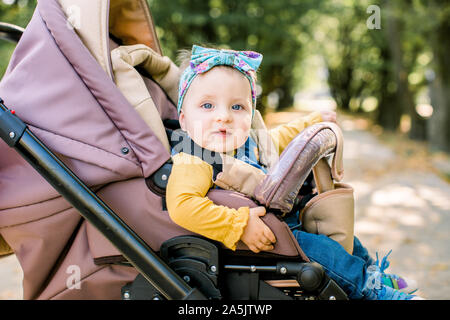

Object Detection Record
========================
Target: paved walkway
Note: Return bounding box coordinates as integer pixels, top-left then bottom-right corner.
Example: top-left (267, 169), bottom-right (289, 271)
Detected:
top-left (0, 254), bottom-right (22, 299)
top-left (340, 118), bottom-right (450, 300)
top-left (1, 114), bottom-right (449, 299)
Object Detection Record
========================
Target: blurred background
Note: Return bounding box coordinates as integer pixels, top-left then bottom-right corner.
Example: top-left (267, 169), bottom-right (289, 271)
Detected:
top-left (0, 0), bottom-right (449, 299)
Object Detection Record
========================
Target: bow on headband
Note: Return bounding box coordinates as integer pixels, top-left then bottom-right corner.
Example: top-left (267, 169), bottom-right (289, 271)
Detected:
top-left (177, 45), bottom-right (263, 114)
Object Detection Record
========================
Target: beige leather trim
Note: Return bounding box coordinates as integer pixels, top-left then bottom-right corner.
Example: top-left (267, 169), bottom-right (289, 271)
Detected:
top-left (213, 154), bottom-right (266, 198)
top-left (151, 57), bottom-right (181, 105)
top-left (325, 122), bottom-right (344, 181)
top-left (301, 124), bottom-right (352, 253)
top-left (111, 44), bottom-right (172, 152)
top-left (58, 0), bottom-right (112, 78)
top-left (312, 158), bottom-right (334, 193)
top-left (301, 183), bottom-right (355, 254)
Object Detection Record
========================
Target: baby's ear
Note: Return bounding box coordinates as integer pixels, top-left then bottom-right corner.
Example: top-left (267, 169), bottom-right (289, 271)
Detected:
top-left (178, 111), bottom-right (186, 131)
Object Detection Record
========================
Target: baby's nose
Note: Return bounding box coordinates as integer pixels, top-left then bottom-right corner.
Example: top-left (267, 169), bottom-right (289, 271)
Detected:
top-left (215, 107), bottom-right (232, 122)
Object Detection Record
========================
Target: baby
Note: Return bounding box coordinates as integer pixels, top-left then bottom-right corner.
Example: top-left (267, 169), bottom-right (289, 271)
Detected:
top-left (166, 45), bottom-right (422, 300)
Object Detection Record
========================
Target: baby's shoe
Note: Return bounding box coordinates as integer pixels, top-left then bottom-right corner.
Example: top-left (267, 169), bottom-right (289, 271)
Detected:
top-left (375, 285), bottom-right (424, 300)
top-left (381, 273), bottom-right (418, 294)
top-left (374, 250), bottom-right (419, 294)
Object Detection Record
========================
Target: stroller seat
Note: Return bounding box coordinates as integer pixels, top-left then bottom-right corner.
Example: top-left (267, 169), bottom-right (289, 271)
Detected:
top-left (0, 0), bottom-right (347, 300)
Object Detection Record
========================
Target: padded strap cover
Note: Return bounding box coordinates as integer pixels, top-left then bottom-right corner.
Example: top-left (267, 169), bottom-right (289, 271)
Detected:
top-left (213, 153), bottom-right (266, 197)
top-left (254, 122), bottom-right (343, 213)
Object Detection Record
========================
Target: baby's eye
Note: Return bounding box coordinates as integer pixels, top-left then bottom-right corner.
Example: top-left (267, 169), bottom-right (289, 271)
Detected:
top-left (201, 103), bottom-right (213, 109)
top-left (231, 104), bottom-right (243, 111)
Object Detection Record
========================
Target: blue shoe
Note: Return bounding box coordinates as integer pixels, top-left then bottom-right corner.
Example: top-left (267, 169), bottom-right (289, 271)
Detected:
top-left (374, 250), bottom-right (418, 294)
top-left (375, 285), bottom-right (423, 300)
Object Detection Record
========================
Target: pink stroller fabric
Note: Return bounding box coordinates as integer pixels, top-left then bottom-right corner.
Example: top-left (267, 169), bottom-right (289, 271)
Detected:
top-left (0, 0), bottom-right (306, 299)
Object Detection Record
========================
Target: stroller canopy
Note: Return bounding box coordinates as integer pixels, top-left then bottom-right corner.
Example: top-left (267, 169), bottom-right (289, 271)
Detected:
top-left (0, 0), bottom-right (310, 300)
top-left (0, 0), bottom-right (182, 299)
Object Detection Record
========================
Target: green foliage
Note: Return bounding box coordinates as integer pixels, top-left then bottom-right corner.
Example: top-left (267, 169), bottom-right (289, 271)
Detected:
top-left (0, 0), bottom-right (448, 150)
top-left (148, 0), bottom-right (323, 113)
top-left (317, 0), bottom-right (381, 111)
top-left (0, 0), bottom-right (35, 27)
top-left (308, 1), bottom-right (441, 130)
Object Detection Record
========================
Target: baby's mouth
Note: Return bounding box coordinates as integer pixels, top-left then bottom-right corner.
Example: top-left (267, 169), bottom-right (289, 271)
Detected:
top-left (215, 128), bottom-right (231, 137)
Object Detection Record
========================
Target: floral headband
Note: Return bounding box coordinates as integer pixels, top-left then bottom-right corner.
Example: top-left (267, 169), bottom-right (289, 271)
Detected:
top-left (177, 45), bottom-right (263, 114)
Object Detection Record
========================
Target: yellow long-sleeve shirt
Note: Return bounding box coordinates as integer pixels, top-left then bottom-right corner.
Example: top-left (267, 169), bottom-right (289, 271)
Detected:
top-left (166, 112), bottom-right (322, 250)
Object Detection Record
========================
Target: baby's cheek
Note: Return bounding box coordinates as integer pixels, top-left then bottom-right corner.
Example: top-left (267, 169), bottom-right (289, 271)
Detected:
top-left (234, 128), bottom-right (251, 149)
top-left (187, 121), bottom-right (206, 142)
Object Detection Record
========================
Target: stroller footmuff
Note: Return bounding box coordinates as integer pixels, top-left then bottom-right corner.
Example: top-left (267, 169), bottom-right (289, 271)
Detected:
top-left (0, 0), bottom-right (349, 300)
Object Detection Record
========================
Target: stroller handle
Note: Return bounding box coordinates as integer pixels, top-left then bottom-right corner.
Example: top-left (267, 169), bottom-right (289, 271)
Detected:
top-left (0, 100), bottom-right (206, 300)
top-left (255, 123), bottom-right (338, 213)
top-left (0, 22), bottom-right (24, 43)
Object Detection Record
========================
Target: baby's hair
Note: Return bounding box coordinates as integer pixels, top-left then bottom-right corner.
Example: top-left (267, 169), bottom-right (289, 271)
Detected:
top-left (176, 48), bottom-right (192, 73)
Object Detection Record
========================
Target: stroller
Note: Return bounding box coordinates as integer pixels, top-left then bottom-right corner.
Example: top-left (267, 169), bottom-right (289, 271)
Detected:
top-left (0, 0), bottom-right (350, 300)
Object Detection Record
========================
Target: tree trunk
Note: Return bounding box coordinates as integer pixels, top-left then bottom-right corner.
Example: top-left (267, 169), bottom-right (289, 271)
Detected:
top-left (385, 3), bottom-right (426, 138)
top-left (428, 74), bottom-right (450, 152)
top-left (376, 46), bottom-right (402, 131)
top-left (327, 66), bottom-right (352, 111)
top-left (427, 11), bottom-right (450, 152)
top-left (326, 21), bottom-right (354, 112)
top-left (276, 81), bottom-right (294, 111)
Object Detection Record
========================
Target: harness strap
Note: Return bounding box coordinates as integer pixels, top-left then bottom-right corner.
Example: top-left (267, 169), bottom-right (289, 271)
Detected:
top-left (170, 129), bottom-right (223, 180)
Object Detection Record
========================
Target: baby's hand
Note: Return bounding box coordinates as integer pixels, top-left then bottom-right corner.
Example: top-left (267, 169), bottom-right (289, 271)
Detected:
top-left (320, 110), bottom-right (337, 123)
top-left (241, 207), bottom-right (276, 253)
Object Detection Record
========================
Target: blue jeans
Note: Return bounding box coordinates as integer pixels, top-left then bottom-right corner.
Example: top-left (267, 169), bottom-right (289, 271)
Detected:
top-left (291, 230), bottom-right (378, 300)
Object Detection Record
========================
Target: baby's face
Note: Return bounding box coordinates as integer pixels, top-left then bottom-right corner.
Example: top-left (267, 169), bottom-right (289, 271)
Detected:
top-left (179, 66), bottom-right (253, 153)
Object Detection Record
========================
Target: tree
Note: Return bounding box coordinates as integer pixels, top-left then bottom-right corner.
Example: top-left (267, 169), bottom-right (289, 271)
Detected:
top-left (316, 0), bottom-right (437, 139)
top-left (383, 0), bottom-right (428, 139)
top-left (426, 0), bottom-right (450, 152)
top-left (147, 0), bottom-right (321, 114)
top-left (322, 4), bottom-right (368, 112)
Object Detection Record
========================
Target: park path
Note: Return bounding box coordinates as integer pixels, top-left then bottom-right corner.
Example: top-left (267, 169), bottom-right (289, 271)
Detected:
top-left (340, 118), bottom-right (450, 300)
top-left (1, 113), bottom-right (449, 299)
